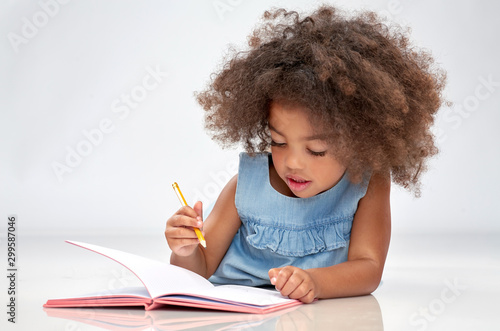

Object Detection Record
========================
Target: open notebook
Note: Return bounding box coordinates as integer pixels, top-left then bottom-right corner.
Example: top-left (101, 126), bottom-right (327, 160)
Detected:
top-left (44, 241), bottom-right (301, 314)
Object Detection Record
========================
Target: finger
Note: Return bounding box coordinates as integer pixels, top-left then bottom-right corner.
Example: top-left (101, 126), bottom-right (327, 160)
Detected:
top-left (268, 268), bottom-right (281, 285)
top-left (193, 201), bottom-right (203, 221)
top-left (287, 281), bottom-right (313, 301)
top-left (176, 205), bottom-right (199, 218)
top-left (168, 214), bottom-right (203, 230)
top-left (165, 231), bottom-right (200, 244)
top-left (273, 267), bottom-right (294, 293)
top-left (166, 225), bottom-right (200, 239)
top-left (165, 226), bottom-right (201, 250)
top-left (279, 271), bottom-right (304, 297)
top-left (297, 289), bottom-right (316, 304)
top-left (192, 201), bottom-right (204, 231)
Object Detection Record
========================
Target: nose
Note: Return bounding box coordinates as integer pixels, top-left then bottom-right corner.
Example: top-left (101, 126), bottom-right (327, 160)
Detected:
top-left (284, 150), bottom-right (304, 170)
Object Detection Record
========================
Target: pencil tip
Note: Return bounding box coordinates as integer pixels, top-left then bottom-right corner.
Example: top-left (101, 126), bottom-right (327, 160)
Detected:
top-left (200, 240), bottom-right (207, 248)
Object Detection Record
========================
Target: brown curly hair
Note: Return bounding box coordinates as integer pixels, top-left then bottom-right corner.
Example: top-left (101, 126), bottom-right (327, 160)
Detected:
top-left (196, 5), bottom-right (447, 196)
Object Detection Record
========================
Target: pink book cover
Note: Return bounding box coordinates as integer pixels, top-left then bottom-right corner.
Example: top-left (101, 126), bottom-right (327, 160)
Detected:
top-left (44, 241), bottom-right (301, 314)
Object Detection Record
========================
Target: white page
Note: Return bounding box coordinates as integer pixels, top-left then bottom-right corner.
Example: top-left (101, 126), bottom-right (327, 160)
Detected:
top-left (61, 286), bottom-right (151, 299)
top-left (67, 241), bottom-right (214, 298)
top-left (196, 285), bottom-right (294, 306)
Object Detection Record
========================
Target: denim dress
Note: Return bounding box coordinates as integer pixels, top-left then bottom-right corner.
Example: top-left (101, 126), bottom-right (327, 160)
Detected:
top-left (209, 152), bottom-right (369, 286)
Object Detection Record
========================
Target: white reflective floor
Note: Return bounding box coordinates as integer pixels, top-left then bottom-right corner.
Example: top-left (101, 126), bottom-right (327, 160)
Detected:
top-left (1, 232), bottom-right (498, 330)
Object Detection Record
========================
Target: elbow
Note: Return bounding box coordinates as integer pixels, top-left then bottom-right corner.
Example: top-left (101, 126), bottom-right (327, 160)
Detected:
top-left (365, 275), bottom-right (382, 295)
top-left (361, 259), bottom-right (385, 295)
top-left (355, 276), bottom-right (382, 297)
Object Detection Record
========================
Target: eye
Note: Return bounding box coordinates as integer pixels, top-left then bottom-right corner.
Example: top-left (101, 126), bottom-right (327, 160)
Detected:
top-left (270, 140), bottom-right (286, 148)
top-left (308, 149), bottom-right (326, 157)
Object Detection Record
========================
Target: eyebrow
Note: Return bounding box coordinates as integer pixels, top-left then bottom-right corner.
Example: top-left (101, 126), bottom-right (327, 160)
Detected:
top-left (268, 123), bottom-right (328, 141)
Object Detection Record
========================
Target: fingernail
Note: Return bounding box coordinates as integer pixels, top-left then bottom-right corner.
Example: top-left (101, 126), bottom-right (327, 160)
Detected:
top-left (271, 277), bottom-right (276, 285)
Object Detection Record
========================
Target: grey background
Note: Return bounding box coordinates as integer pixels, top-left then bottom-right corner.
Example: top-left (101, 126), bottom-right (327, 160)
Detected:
top-left (1, 0), bottom-right (499, 236)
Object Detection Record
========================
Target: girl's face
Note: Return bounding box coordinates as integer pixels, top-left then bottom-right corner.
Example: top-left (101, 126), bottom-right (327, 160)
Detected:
top-left (268, 101), bottom-right (346, 198)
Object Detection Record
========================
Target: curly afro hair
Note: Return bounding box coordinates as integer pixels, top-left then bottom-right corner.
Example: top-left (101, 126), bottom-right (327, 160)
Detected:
top-left (196, 5), bottom-right (447, 196)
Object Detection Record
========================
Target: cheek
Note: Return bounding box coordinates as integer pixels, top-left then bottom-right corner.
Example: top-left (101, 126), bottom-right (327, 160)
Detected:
top-left (311, 158), bottom-right (343, 180)
top-left (271, 148), bottom-right (283, 164)
top-left (271, 149), bottom-right (285, 170)
top-left (309, 160), bottom-right (327, 177)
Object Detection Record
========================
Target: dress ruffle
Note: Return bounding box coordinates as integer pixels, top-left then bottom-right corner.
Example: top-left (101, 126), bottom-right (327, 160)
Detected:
top-left (244, 217), bottom-right (352, 257)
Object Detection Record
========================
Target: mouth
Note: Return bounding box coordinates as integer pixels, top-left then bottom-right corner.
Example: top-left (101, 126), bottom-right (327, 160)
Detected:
top-left (286, 175), bottom-right (312, 192)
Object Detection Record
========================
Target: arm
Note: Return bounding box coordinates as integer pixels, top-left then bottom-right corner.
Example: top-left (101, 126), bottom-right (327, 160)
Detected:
top-left (165, 175), bottom-right (242, 278)
top-left (269, 172), bottom-right (391, 302)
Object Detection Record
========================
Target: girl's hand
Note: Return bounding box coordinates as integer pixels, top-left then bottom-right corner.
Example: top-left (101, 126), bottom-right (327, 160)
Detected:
top-left (268, 266), bottom-right (318, 303)
top-left (165, 201), bottom-right (204, 257)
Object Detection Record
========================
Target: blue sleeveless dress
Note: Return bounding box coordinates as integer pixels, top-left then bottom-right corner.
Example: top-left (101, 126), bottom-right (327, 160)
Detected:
top-left (209, 152), bottom-right (369, 286)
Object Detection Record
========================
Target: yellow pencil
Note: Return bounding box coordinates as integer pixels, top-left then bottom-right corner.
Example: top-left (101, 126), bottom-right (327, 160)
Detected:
top-left (172, 182), bottom-right (206, 248)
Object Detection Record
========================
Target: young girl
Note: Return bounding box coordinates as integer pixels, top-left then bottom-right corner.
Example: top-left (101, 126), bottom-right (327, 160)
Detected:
top-left (165, 5), bottom-right (446, 303)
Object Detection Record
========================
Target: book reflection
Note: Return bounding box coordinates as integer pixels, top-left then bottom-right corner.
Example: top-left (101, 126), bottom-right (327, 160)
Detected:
top-left (44, 294), bottom-right (383, 330)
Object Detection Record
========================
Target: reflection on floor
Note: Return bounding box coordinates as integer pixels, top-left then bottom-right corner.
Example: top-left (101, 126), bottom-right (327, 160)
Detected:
top-left (2, 232), bottom-right (498, 330)
top-left (44, 295), bottom-right (382, 330)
